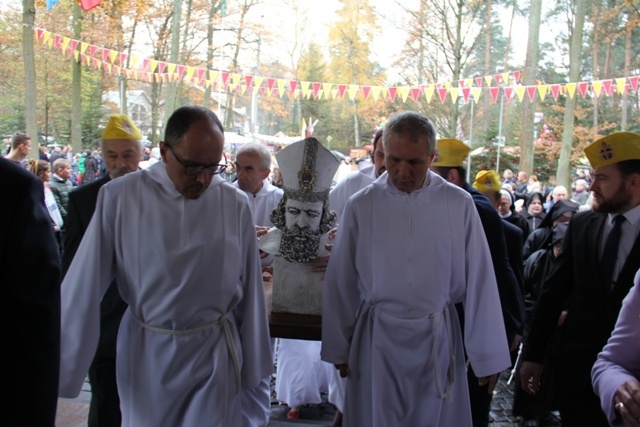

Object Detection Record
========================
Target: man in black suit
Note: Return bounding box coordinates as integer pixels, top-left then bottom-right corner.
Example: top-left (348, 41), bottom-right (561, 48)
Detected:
top-left (431, 139), bottom-right (524, 427)
top-left (63, 115), bottom-right (143, 427)
top-left (521, 132), bottom-right (640, 426)
top-left (1, 157), bottom-right (61, 426)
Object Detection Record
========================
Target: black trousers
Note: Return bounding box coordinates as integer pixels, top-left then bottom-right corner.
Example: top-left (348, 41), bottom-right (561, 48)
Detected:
top-left (88, 355), bottom-right (121, 427)
top-left (467, 366), bottom-right (491, 427)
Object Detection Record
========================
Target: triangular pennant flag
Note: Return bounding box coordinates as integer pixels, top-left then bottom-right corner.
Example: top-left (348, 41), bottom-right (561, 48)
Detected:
top-left (276, 79), bottom-right (287, 93)
top-left (566, 83), bottom-right (577, 99)
top-left (177, 65), bottom-right (187, 80)
top-left (209, 70), bottom-right (219, 82)
top-left (615, 78), bottom-right (626, 94)
top-left (503, 87), bottom-right (514, 102)
top-left (381, 87), bottom-right (389, 99)
top-left (502, 72), bottom-right (510, 85)
top-left (103, 62), bottom-right (112, 73)
top-left (80, 42), bottom-right (88, 54)
top-left (157, 61), bottom-right (168, 74)
top-left (362, 86), bottom-right (372, 100)
top-left (471, 87), bottom-right (482, 103)
top-left (266, 77), bottom-right (276, 90)
top-left (443, 81), bottom-right (452, 89)
top-left (304, 88), bottom-right (313, 99)
top-left (260, 87), bottom-right (267, 96)
top-left (485, 75), bottom-right (493, 87)
top-left (54, 34), bottom-right (62, 50)
top-left (167, 63), bottom-right (177, 75)
top-left (92, 58), bottom-right (100, 69)
top-left (516, 86), bottom-right (526, 102)
top-left (196, 68), bottom-right (206, 83)
top-left (312, 82), bottom-right (321, 98)
top-left (289, 80), bottom-right (298, 91)
top-left (577, 81), bottom-right (588, 98)
top-left (371, 86), bottom-right (381, 101)
top-left (513, 71), bottom-right (521, 83)
top-left (253, 76), bottom-right (263, 88)
top-left (300, 81), bottom-right (311, 92)
top-left (437, 87), bottom-right (448, 103)
top-left (323, 83), bottom-right (333, 95)
top-left (449, 87), bottom-right (459, 102)
top-left (337, 84), bottom-right (348, 99)
top-left (538, 85), bottom-right (548, 100)
top-left (489, 87), bottom-right (500, 103)
top-left (43, 31), bottom-right (52, 47)
top-left (88, 44), bottom-right (98, 57)
top-left (475, 77), bottom-right (484, 87)
top-left (550, 84), bottom-right (561, 100)
top-left (458, 80), bottom-right (465, 88)
top-left (317, 89), bottom-right (324, 99)
top-left (73, 50), bottom-right (80, 62)
top-left (60, 37), bottom-right (71, 54)
top-left (602, 79), bottom-right (613, 96)
top-left (493, 74), bottom-right (503, 85)
top-left (36, 28), bottom-right (44, 41)
top-left (461, 87), bottom-right (471, 102)
top-left (592, 80), bottom-right (603, 97)
top-left (629, 76), bottom-right (639, 93)
top-left (424, 86), bottom-right (435, 103)
top-left (410, 87), bottom-right (421, 102)
top-left (397, 86), bottom-right (409, 102)
top-left (388, 87), bottom-right (397, 102)
top-left (465, 78), bottom-right (473, 88)
top-left (526, 86), bottom-right (537, 102)
top-left (348, 85), bottom-right (359, 100)
top-left (101, 48), bottom-right (110, 62)
top-left (244, 75), bottom-right (254, 88)
top-left (219, 72), bottom-right (230, 87)
top-left (331, 88), bottom-right (339, 99)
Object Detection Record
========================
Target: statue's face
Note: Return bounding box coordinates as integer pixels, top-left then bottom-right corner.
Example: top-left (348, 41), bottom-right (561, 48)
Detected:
top-left (279, 198), bottom-right (325, 263)
top-left (284, 199), bottom-right (323, 233)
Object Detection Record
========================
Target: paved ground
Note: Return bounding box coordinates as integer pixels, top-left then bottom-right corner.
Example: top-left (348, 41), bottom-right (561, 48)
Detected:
top-left (54, 370), bottom-right (562, 426)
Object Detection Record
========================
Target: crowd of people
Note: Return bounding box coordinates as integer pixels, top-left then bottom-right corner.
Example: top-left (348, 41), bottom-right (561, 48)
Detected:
top-left (2, 108), bottom-right (639, 427)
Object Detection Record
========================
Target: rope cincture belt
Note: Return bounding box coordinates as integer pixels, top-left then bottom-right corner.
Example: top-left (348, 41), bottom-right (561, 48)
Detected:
top-left (132, 312), bottom-right (242, 393)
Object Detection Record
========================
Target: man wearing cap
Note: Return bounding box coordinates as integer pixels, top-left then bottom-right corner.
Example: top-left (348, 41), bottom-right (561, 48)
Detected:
top-left (432, 139), bottom-right (524, 427)
top-left (321, 111), bottom-right (510, 426)
top-left (62, 114), bottom-right (144, 427)
top-left (59, 106), bottom-right (272, 426)
top-left (520, 132), bottom-right (640, 426)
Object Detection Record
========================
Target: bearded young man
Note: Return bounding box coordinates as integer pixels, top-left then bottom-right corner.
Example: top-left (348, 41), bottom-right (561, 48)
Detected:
top-left (520, 132), bottom-right (640, 427)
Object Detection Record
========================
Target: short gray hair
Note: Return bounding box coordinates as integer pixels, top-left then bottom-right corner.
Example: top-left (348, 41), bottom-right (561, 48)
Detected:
top-left (236, 142), bottom-right (272, 171)
top-left (382, 111), bottom-right (437, 155)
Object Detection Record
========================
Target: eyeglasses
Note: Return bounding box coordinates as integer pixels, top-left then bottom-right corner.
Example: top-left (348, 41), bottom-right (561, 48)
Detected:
top-left (166, 144), bottom-right (227, 176)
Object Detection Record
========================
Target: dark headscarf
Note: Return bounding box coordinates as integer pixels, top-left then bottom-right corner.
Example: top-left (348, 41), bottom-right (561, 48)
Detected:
top-left (538, 199), bottom-right (579, 229)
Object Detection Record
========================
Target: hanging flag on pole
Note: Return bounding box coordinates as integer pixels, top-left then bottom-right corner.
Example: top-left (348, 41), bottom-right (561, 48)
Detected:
top-left (78, 0), bottom-right (102, 11)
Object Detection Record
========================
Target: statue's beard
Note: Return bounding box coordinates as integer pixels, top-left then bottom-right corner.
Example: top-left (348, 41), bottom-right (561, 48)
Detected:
top-left (279, 224), bottom-right (323, 263)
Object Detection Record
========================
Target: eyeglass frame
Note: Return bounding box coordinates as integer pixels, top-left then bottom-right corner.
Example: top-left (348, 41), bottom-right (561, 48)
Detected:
top-left (165, 143), bottom-right (227, 176)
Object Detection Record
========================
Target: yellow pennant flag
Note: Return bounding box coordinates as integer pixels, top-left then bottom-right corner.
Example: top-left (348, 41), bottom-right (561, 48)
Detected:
top-left (80, 42), bottom-right (88, 54)
top-left (565, 83), bottom-right (577, 99)
top-left (300, 81), bottom-right (311, 92)
top-left (232, 73), bottom-right (242, 85)
top-left (61, 37), bottom-right (71, 53)
top-left (209, 70), bottom-right (219, 82)
top-left (443, 81), bottom-right (452, 89)
top-left (277, 79), bottom-right (287, 93)
top-left (484, 75), bottom-right (493, 87)
top-left (516, 86), bottom-right (526, 102)
top-left (43, 31), bottom-right (52, 45)
top-left (323, 83), bottom-right (333, 95)
top-left (397, 86), bottom-right (410, 102)
top-left (253, 76), bottom-right (264, 88)
top-left (502, 72), bottom-right (510, 85)
top-left (167, 63), bottom-right (177, 75)
top-left (149, 60), bottom-right (158, 73)
top-left (348, 85), bottom-right (359, 100)
top-left (317, 90), bottom-right (324, 99)
top-left (615, 78), bottom-right (626, 94)
top-left (424, 86), bottom-right (435, 103)
top-left (108, 50), bottom-right (118, 64)
top-left (538, 85), bottom-right (548, 100)
top-left (449, 87), bottom-right (459, 102)
top-left (129, 55), bottom-right (138, 69)
top-left (185, 67), bottom-right (195, 81)
top-left (303, 88), bottom-right (312, 99)
top-left (465, 78), bottom-right (473, 88)
top-left (371, 86), bottom-right (382, 101)
top-left (239, 85), bottom-right (247, 95)
top-left (331, 89), bottom-right (339, 99)
top-left (470, 87), bottom-right (482, 103)
top-left (592, 80), bottom-right (603, 97)
top-left (73, 50), bottom-right (80, 62)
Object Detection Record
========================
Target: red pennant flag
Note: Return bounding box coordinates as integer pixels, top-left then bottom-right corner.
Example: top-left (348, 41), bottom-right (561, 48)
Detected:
top-left (260, 87), bottom-right (267, 96)
top-left (475, 77), bottom-right (484, 87)
top-left (550, 84), bottom-right (561, 100)
top-left (461, 87), bottom-right (471, 102)
top-left (513, 71), bottom-right (521, 82)
top-left (629, 76), bottom-right (639, 93)
top-left (89, 45), bottom-right (98, 57)
top-left (245, 86), bottom-right (253, 95)
top-left (142, 58), bottom-right (150, 70)
top-left (101, 48), bottom-right (110, 62)
top-left (504, 87), bottom-right (514, 102)
top-left (157, 61), bottom-right (168, 74)
top-left (577, 82), bottom-right (589, 98)
top-left (289, 80), bottom-right (298, 91)
top-left (361, 86), bottom-right (371, 100)
top-left (493, 74), bottom-right (502, 85)
top-left (337, 84), bottom-right (348, 99)
top-left (119, 52), bottom-right (127, 66)
top-left (489, 87), bottom-right (500, 103)
top-left (388, 87), bottom-right (397, 102)
top-left (196, 68), bottom-right (206, 82)
top-left (437, 88), bottom-right (448, 103)
top-left (266, 78), bottom-right (276, 90)
top-left (271, 88), bottom-right (278, 97)
top-left (176, 65), bottom-right (185, 79)
top-left (244, 75), bottom-right (254, 87)
top-left (54, 34), bottom-right (62, 50)
top-left (312, 82), bottom-right (321, 98)
top-left (79, 0), bottom-right (101, 11)
top-left (70, 40), bottom-right (79, 53)
top-left (526, 86), bottom-right (537, 102)
top-left (410, 87), bottom-right (422, 102)
top-left (602, 79), bottom-right (613, 96)
top-left (458, 80), bottom-right (465, 88)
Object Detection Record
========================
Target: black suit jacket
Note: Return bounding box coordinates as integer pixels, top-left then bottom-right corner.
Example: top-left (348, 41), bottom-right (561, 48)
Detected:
top-left (63, 176), bottom-right (127, 358)
top-left (524, 210), bottom-right (640, 397)
top-left (0, 158), bottom-right (61, 426)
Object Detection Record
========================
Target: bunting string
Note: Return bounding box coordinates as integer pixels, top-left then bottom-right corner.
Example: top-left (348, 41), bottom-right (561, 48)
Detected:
top-left (36, 28), bottom-right (640, 104)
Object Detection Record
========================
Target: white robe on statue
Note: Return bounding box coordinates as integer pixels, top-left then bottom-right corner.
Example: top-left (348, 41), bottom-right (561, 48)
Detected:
top-left (234, 178), bottom-right (283, 427)
top-left (321, 171), bottom-right (511, 427)
top-left (59, 162), bottom-right (272, 427)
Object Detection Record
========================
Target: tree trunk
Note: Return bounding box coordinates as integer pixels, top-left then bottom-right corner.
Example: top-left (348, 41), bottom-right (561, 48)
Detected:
top-left (163, 0), bottom-right (182, 126)
top-left (482, 0), bottom-right (493, 138)
top-left (557, 0), bottom-right (588, 189)
top-left (621, 12), bottom-right (632, 130)
top-left (519, 0), bottom-right (542, 175)
top-left (204, 0), bottom-right (218, 109)
top-left (23, 0), bottom-right (37, 158)
top-left (71, 2), bottom-right (82, 152)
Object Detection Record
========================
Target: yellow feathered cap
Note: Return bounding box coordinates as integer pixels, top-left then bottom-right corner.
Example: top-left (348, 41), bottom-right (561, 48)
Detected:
top-left (433, 138), bottom-right (471, 167)
top-left (473, 170), bottom-right (501, 193)
top-left (102, 114), bottom-right (142, 140)
top-left (585, 132), bottom-right (640, 169)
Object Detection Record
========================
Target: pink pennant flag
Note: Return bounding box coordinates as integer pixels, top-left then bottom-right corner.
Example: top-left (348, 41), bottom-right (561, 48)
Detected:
top-left (489, 87), bottom-right (500, 103)
top-left (119, 52), bottom-right (127, 66)
top-left (475, 77), bottom-right (484, 87)
top-left (266, 78), bottom-right (276, 90)
top-left (504, 87), bottom-right (514, 102)
top-left (244, 75), bottom-right (254, 87)
top-left (36, 28), bottom-right (44, 41)
top-left (157, 61), bottom-right (168, 74)
top-left (526, 86), bottom-right (537, 102)
top-left (629, 76), bottom-right (639, 93)
top-left (101, 48), bottom-right (110, 62)
top-left (461, 87), bottom-right (471, 102)
top-left (337, 84), bottom-right (347, 99)
top-left (361, 86), bottom-right (371, 100)
top-left (513, 71), bottom-right (521, 83)
top-left (493, 74), bottom-right (502, 85)
top-left (602, 79), bottom-right (613, 96)
top-left (196, 68), bottom-right (206, 83)
top-left (577, 82), bottom-right (589, 98)
top-left (410, 87), bottom-right (421, 102)
top-left (437, 88), bottom-right (448, 104)
top-left (312, 82), bottom-right (321, 98)
top-left (388, 87), bottom-right (397, 102)
top-left (289, 80), bottom-right (298, 91)
top-left (550, 84), bottom-right (561, 101)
